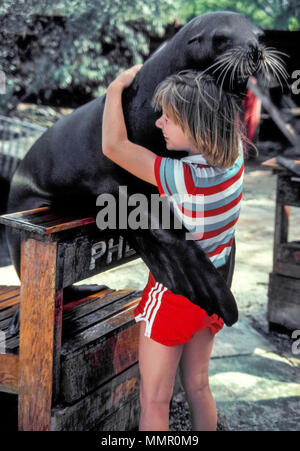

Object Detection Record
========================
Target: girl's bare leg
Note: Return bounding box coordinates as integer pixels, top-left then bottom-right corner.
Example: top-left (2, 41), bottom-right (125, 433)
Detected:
top-left (179, 327), bottom-right (217, 431)
top-left (138, 321), bottom-right (184, 431)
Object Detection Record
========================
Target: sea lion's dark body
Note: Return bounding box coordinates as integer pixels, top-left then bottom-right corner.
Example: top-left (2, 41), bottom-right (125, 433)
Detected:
top-left (6, 12), bottom-right (266, 328)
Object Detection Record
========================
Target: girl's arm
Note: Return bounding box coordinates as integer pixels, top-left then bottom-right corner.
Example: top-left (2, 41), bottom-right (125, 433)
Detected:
top-left (102, 65), bottom-right (157, 186)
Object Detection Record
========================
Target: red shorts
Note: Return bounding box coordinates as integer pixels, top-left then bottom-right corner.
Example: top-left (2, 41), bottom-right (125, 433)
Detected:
top-left (134, 272), bottom-right (224, 346)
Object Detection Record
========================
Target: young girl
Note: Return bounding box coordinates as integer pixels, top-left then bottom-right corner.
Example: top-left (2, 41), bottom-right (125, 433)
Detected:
top-left (102, 65), bottom-right (244, 431)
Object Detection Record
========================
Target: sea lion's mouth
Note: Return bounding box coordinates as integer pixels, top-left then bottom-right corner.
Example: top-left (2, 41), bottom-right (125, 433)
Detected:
top-left (201, 44), bottom-right (289, 93)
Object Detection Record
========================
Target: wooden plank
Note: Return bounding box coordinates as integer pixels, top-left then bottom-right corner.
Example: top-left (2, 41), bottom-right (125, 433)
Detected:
top-left (2, 335), bottom-right (19, 355)
top-left (0, 305), bottom-right (19, 354)
top-left (62, 288), bottom-right (119, 318)
top-left (61, 312), bottom-right (140, 404)
top-left (0, 287), bottom-right (20, 302)
top-left (51, 362), bottom-right (140, 431)
top-left (0, 354), bottom-right (18, 394)
top-left (261, 157), bottom-right (281, 169)
top-left (62, 287), bottom-right (113, 312)
top-left (275, 261), bottom-right (300, 278)
top-left (56, 233), bottom-right (137, 289)
top-left (94, 395), bottom-right (140, 431)
top-left (62, 291), bottom-right (139, 340)
top-left (268, 272), bottom-right (300, 331)
top-left (0, 315), bottom-right (19, 331)
top-left (277, 174), bottom-right (300, 207)
top-left (18, 238), bottom-right (60, 431)
top-left (0, 206), bottom-right (96, 235)
top-left (0, 304), bottom-right (18, 321)
top-left (61, 299), bottom-right (140, 354)
top-left (0, 295), bottom-right (20, 310)
top-left (275, 241), bottom-right (300, 278)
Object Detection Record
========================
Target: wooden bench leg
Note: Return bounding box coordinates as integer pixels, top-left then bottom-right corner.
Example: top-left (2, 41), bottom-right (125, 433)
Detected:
top-left (273, 202), bottom-right (289, 271)
top-left (18, 238), bottom-right (62, 431)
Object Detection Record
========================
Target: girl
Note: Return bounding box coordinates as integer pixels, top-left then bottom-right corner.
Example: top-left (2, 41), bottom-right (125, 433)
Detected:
top-left (102, 65), bottom-right (244, 431)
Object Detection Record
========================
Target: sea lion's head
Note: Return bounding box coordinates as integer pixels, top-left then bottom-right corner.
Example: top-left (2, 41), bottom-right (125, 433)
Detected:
top-left (125, 11), bottom-right (288, 151)
top-left (178, 11), bottom-right (288, 96)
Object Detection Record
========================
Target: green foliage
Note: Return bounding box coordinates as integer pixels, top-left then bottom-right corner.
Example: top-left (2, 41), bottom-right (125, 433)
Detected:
top-left (288, 16), bottom-right (300, 30)
top-left (0, 0), bottom-right (181, 113)
top-left (177, 0), bottom-right (300, 30)
top-left (1, 0), bottom-right (299, 115)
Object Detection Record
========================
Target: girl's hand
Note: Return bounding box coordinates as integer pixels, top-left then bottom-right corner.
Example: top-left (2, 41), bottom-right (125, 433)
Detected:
top-left (110, 64), bottom-right (143, 89)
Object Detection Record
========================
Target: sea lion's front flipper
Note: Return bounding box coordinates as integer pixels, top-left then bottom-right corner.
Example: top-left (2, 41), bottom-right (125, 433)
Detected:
top-left (123, 206), bottom-right (238, 327)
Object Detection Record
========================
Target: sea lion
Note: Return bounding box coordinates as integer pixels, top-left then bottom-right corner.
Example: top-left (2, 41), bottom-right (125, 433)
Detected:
top-left (5, 11), bottom-right (286, 334)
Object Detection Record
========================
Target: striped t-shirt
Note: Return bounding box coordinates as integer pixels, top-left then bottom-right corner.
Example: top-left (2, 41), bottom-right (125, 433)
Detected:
top-left (154, 143), bottom-right (244, 268)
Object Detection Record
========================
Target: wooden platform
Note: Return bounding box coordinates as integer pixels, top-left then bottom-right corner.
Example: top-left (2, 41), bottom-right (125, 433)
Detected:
top-left (262, 162), bottom-right (300, 333)
top-left (0, 206), bottom-right (186, 430)
top-left (0, 284), bottom-right (142, 431)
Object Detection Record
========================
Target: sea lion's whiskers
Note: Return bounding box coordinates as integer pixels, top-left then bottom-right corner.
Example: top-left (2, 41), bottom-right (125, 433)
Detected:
top-left (219, 59), bottom-right (234, 94)
top-left (213, 48), bottom-right (248, 90)
top-left (214, 59), bottom-right (232, 84)
top-left (241, 58), bottom-right (249, 79)
top-left (228, 54), bottom-right (238, 89)
top-left (215, 48), bottom-right (243, 91)
top-left (263, 47), bottom-right (289, 62)
top-left (265, 59), bottom-right (285, 91)
top-left (212, 51), bottom-right (237, 75)
top-left (212, 62), bottom-right (232, 93)
top-left (246, 57), bottom-right (255, 75)
top-left (266, 53), bottom-right (288, 69)
top-left (262, 49), bottom-right (289, 75)
top-left (266, 56), bottom-right (289, 80)
top-left (201, 53), bottom-right (233, 75)
top-left (230, 53), bottom-right (243, 90)
top-left (216, 63), bottom-right (232, 88)
top-left (261, 48), bottom-right (289, 79)
top-left (211, 57), bottom-right (233, 77)
top-left (260, 59), bottom-right (271, 80)
top-left (259, 49), bottom-right (289, 90)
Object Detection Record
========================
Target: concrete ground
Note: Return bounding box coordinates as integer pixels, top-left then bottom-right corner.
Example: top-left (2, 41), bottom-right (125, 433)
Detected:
top-left (170, 313), bottom-right (300, 431)
top-left (0, 157), bottom-right (299, 431)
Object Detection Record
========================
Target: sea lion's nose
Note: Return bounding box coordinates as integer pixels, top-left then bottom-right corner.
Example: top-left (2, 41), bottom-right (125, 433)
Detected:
top-left (247, 40), bottom-right (258, 52)
top-left (247, 40), bottom-right (261, 63)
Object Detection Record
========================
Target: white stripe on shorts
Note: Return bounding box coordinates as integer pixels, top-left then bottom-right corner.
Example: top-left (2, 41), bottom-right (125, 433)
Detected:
top-left (135, 281), bottom-right (167, 339)
top-left (146, 285), bottom-right (167, 338)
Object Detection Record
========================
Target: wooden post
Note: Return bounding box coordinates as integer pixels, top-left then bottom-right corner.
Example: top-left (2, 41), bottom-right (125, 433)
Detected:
top-left (18, 238), bottom-right (62, 431)
top-left (273, 176), bottom-right (290, 272)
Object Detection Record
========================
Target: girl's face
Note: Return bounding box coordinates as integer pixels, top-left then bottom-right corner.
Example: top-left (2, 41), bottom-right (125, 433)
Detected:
top-left (155, 112), bottom-right (191, 151)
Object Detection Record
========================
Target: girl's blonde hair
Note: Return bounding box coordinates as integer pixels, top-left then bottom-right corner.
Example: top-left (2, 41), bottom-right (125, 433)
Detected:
top-left (151, 70), bottom-right (250, 168)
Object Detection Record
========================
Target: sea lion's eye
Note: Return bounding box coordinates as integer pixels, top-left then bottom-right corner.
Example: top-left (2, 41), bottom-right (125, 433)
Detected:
top-left (187, 33), bottom-right (203, 44)
top-left (214, 35), bottom-right (229, 43)
top-left (212, 32), bottom-right (231, 47)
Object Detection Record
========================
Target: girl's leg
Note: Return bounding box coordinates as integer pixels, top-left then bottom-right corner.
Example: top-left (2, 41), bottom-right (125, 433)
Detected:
top-left (179, 327), bottom-right (217, 431)
top-left (138, 321), bottom-right (184, 431)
